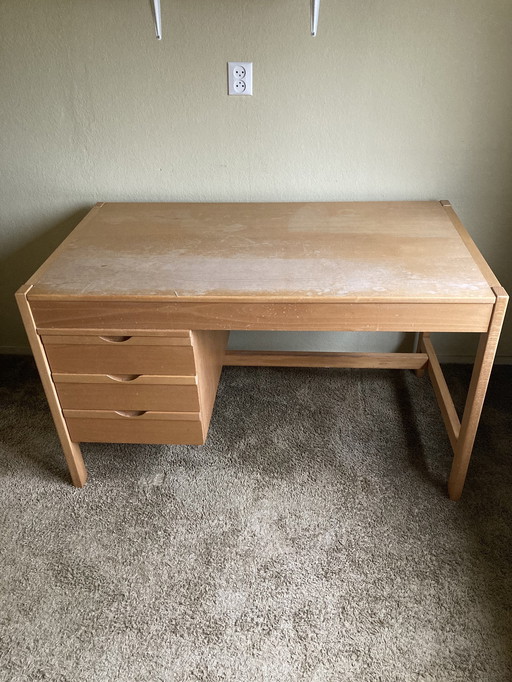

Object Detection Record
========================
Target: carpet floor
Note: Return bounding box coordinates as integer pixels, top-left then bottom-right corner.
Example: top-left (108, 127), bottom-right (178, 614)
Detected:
top-left (0, 355), bottom-right (511, 682)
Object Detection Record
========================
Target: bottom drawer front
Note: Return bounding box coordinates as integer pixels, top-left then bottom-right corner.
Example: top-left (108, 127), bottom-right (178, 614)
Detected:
top-left (64, 410), bottom-right (204, 444)
top-left (55, 381), bottom-right (200, 412)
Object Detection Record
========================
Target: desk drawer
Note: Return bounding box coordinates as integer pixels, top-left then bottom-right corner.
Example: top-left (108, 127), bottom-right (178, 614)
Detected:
top-left (63, 409), bottom-right (204, 444)
top-left (54, 374), bottom-right (200, 412)
top-left (42, 334), bottom-right (195, 375)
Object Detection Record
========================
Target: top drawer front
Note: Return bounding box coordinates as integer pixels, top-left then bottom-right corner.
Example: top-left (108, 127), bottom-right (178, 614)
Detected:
top-left (42, 335), bottom-right (196, 375)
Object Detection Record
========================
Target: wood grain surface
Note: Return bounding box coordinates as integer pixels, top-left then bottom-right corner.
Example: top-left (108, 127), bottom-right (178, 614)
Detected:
top-left (32, 300), bottom-right (493, 333)
top-left (26, 202), bottom-right (495, 303)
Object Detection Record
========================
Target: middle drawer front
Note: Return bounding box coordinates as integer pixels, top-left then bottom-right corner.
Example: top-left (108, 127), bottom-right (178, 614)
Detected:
top-left (42, 334), bottom-right (195, 375)
top-left (54, 374), bottom-right (200, 412)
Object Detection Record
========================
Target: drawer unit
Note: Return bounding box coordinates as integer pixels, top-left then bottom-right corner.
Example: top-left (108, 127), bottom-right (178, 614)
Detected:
top-left (54, 374), bottom-right (200, 412)
top-left (64, 409), bottom-right (204, 444)
top-left (41, 329), bottom-right (229, 448)
top-left (42, 334), bottom-right (196, 376)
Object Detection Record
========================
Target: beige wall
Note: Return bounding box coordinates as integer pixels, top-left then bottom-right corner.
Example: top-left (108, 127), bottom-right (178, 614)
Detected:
top-left (1, 0), bottom-right (511, 357)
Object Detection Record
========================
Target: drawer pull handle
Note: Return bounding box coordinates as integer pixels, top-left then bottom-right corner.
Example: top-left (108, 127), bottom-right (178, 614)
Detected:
top-left (99, 335), bottom-right (132, 343)
top-left (107, 374), bottom-right (141, 382)
top-left (114, 410), bottom-right (147, 418)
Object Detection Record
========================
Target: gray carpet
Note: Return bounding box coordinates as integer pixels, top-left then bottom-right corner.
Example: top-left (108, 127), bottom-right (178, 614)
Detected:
top-left (0, 356), bottom-right (511, 682)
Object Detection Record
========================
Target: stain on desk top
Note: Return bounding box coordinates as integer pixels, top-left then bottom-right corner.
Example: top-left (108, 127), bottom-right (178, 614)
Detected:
top-left (27, 202), bottom-right (496, 303)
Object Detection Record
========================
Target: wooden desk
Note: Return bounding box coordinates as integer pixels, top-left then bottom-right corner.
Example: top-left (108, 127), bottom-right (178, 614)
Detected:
top-left (16, 201), bottom-right (508, 499)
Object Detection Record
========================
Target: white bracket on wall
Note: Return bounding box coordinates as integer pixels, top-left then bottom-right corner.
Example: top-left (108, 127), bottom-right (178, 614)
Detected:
top-left (311, 0), bottom-right (320, 36)
top-left (148, 0), bottom-right (319, 40)
top-left (151, 0), bottom-right (162, 40)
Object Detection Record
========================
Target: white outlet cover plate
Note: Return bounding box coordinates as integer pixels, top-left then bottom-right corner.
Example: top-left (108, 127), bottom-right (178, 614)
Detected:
top-left (228, 62), bottom-right (253, 96)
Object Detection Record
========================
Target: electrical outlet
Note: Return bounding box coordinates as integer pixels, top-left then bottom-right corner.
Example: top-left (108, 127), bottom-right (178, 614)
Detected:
top-left (228, 62), bottom-right (252, 96)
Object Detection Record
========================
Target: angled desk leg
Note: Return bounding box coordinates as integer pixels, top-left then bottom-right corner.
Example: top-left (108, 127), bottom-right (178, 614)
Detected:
top-left (447, 286), bottom-right (508, 500)
top-left (16, 285), bottom-right (87, 487)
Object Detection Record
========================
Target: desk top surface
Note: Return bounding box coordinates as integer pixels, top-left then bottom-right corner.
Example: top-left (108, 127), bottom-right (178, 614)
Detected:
top-left (28, 201), bottom-right (497, 303)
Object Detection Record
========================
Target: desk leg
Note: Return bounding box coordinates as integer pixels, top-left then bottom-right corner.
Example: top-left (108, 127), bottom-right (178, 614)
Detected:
top-left (413, 332), bottom-right (428, 377)
top-left (16, 287), bottom-right (88, 487)
top-left (448, 286), bottom-right (508, 500)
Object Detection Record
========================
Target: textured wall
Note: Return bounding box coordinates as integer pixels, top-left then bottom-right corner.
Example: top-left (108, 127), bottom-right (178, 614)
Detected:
top-left (1, 0), bottom-right (511, 356)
